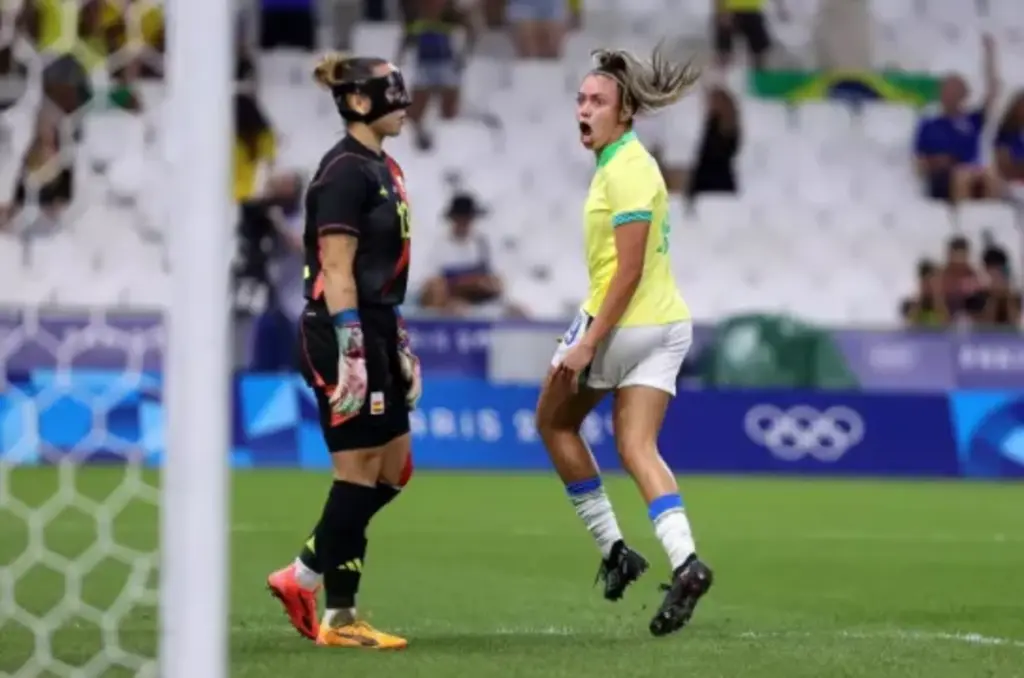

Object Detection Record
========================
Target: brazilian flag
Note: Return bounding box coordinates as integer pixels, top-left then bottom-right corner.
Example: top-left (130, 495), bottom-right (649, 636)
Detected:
top-left (749, 70), bottom-right (940, 106)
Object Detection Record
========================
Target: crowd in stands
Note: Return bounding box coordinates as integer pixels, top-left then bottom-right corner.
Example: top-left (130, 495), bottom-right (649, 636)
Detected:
top-left (1, 0), bottom-right (1024, 336)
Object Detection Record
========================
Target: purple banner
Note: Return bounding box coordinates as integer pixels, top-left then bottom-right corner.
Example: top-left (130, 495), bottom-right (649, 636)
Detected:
top-left (2, 310), bottom-right (1024, 391)
top-left (953, 334), bottom-right (1024, 389)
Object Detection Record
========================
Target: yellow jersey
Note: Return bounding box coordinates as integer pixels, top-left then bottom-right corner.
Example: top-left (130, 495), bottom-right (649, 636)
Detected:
top-left (233, 131), bottom-right (276, 202)
top-left (581, 130), bottom-right (689, 326)
top-left (723, 0), bottom-right (764, 11)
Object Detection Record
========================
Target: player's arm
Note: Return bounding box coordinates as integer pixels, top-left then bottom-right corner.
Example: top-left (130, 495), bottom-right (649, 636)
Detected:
top-left (316, 160), bottom-right (367, 316)
top-left (581, 160), bottom-right (656, 349)
top-left (315, 160), bottom-right (370, 416)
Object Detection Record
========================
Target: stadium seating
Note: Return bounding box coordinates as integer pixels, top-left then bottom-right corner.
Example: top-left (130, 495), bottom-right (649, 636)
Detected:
top-left (1, 0), bottom-right (1023, 324)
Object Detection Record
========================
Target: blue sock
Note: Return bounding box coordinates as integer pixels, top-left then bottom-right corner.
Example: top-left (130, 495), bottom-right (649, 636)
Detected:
top-left (565, 476), bottom-right (623, 557)
top-left (648, 493), bottom-right (695, 570)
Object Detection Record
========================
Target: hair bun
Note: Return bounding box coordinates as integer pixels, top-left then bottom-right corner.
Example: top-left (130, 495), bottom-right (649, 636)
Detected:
top-left (590, 48), bottom-right (628, 72)
top-left (312, 51), bottom-right (353, 88)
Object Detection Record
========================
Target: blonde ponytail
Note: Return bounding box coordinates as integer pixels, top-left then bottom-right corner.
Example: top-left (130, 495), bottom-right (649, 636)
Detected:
top-left (591, 43), bottom-right (701, 117)
top-left (312, 51), bottom-right (353, 89)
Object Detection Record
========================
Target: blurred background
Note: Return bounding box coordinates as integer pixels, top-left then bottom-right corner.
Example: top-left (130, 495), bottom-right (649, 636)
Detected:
top-left (1, 0), bottom-right (1024, 474)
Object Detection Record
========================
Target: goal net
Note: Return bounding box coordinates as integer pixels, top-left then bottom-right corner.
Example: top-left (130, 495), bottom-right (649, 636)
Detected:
top-left (0, 1), bottom-right (231, 675)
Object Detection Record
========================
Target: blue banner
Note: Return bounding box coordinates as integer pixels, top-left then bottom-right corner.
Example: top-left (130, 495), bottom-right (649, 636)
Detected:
top-left (1, 372), bottom-right (969, 478)
top-left (4, 309), bottom-right (1024, 390)
top-left (948, 391), bottom-right (1024, 478)
top-left (408, 380), bottom-right (960, 477)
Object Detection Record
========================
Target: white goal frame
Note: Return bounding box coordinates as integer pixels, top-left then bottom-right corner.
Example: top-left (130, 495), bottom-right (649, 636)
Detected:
top-left (161, 0), bottom-right (233, 675)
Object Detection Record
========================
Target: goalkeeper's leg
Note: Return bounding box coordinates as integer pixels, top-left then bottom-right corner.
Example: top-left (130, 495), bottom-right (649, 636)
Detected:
top-left (268, 306), bottom-right (410, 647)
top-left (267, 453), bottom-right (412, 640)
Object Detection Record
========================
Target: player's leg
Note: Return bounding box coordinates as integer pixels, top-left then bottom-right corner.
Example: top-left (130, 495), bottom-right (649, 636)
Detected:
top-left (283, 440), bottom-right (412, 591)
top-left (313, 306), bottom-right (411, 649)
top-left (266, 308), bottom-right (336, 640)
top-left (611, 322), bottom-right (713, 636)
top-left (313, 438), bottom-right (406, 650)
top-left (535, 313), bottom-right (648, 600)
top-left (268, 305), bottom-right (408, 648)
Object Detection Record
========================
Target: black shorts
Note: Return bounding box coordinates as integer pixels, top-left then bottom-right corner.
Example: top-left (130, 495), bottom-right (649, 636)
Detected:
top-left (926, 168), bottom-right (989, 202)
top-left (715, 11), bottom-right (771, 58)
top-left (298, 303), bottom-right (410, 452)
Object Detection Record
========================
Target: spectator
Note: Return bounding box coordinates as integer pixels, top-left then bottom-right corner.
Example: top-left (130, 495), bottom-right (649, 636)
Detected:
top-left (686, 86), bottom-right (741, 203)
top-left (913, 34), bottom-right (1001, 205)
top-left (397, 0), bottom-right (477, 151)
top-left (420, 193), bottom-right (515, 317)
top-left (995, 90), bottom-right (1024, 206)
top-left (507, 0), bottom-right (566, 59)
top-left (0, 5), bottom-right (29, 142)
top-left (101, 0), bottom-right (165, 80)
top-left (941, 236), bottom-right (982, 320)
top-left (247, 171), bottom-right (307, 371)
top-left (973, 246), bottom-right (1022, 329)
top-left (566, 0), bottom-right (581, 30)
top-left (263, 172), bottom-right (307, 324)
top-left (714, 0), bottom-right (785, 71)
top-left (233, 92), bottom-right (276, 203)
top-left (900, 259), bottom-right (948, 328)
top-left (1, 110), bottom-right (73, 230)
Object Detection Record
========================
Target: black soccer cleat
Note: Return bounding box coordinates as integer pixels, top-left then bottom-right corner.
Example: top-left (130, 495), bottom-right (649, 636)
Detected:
top-left (596, 541), bottom-right (649, 602)
top-left (649, 556), bottom-right (714, 637)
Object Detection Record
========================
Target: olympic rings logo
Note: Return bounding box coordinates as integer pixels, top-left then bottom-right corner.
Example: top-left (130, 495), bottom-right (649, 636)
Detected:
top-left (743, 405), bottom-right (865, 462)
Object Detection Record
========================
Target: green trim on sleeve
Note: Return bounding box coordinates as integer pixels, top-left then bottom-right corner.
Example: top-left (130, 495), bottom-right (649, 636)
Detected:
top-left (612, 210), bottom-right (652, 227)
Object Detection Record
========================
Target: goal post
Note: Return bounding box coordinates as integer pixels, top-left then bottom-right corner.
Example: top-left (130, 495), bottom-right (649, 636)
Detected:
top-left (0, 0), bottom-right (232, 674)
top-left (162, 0), bottom-right (233, 675)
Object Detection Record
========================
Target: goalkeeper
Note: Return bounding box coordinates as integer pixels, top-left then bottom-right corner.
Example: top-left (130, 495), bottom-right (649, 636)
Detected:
top-left (266, 52), bottom-right (421, 651)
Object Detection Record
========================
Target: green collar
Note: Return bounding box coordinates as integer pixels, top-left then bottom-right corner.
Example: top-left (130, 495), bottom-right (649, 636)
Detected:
top-left (596, 130), bottom-right (636, 168)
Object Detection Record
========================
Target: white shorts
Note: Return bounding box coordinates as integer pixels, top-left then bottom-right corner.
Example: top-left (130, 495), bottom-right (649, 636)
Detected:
top-left (551, 310), bottom-right (693, 396)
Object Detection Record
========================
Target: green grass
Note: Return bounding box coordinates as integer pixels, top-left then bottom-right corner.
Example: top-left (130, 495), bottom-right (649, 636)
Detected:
top-left (2, 469), bottom-right (1024, 677)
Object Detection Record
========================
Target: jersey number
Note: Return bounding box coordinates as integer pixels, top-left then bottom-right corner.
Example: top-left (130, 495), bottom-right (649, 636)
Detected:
top-left (654, 215), bottom-right (671, 254)
top-left (397, 200), bottom-right (411, 239)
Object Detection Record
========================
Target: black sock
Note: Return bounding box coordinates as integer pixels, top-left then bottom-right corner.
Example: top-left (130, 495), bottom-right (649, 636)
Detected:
top-left (370, 483), bottom-right (400, 519)
top-left (317, 480), bottom-right (380, 611)
top-left (300, 483), bottom-right (401, 577)
top-left (298, 523), bottom-right (320, 573)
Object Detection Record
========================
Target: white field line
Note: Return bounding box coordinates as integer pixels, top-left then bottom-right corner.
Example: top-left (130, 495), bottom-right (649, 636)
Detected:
top-left (229, 622), bottom-right (1024, 649)
top-left (738, 629), bottom-right (1024, 649)
top-left (389, 626), bottom-right (1024, 648)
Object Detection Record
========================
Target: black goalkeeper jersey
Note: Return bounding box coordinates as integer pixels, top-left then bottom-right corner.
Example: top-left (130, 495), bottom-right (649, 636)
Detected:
top-left (303, 135), bottom-right (411, 308)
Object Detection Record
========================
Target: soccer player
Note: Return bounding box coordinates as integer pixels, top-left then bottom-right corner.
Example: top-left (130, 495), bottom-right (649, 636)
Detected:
top-left (265, 52), bottom-right (421, 650)
top-left (534, 46), bottom-right (713, 637)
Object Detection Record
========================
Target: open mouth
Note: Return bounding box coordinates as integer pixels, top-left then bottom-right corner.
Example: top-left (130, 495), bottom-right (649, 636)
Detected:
top-left (579, 121), bottom-right (592, 135)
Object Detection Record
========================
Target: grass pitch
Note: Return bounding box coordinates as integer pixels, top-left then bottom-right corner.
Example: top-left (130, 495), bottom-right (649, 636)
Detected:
top-left (2, 469), bottom-right (1024, 677)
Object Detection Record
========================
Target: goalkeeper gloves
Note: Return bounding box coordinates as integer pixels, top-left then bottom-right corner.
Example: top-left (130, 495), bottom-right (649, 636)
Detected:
top-left (330, 309), bottom-right (368, 423)
top-left (396, 309), bottom-right (422, 409)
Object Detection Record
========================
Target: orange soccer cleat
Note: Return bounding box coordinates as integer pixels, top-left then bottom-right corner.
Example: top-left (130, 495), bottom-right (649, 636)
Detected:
top-left (266, 564), bottom-right (320, 641)
top-left (317, 619), bottom-right (408, 650)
